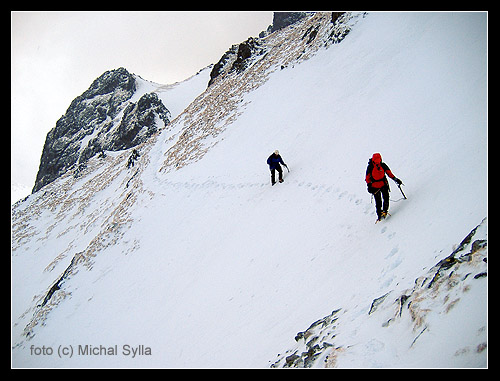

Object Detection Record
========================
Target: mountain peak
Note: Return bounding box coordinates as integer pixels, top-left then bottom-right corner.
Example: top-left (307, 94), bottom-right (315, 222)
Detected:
top-left (32, 67), bottom-right (170, 193)
top-left (80, 67), bottom-right (135, 99)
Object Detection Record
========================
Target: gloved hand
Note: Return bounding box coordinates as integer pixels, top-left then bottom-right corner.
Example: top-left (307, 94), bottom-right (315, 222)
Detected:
top-left (394, 177), bottom-right (403, 185)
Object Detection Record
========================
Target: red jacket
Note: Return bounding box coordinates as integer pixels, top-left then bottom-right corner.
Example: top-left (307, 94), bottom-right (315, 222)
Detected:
top-left (365, 153), bottom-right (396, 189)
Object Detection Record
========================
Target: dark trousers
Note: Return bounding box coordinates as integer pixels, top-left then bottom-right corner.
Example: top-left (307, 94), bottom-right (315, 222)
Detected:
top-left (373, 186), bottom-right (390, 218)
top-left (271, 165), bottom-right (283, 184)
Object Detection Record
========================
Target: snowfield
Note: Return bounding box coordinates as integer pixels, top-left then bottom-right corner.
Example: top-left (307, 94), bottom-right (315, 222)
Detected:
top-left (12, 12), bottom-right (487, 368)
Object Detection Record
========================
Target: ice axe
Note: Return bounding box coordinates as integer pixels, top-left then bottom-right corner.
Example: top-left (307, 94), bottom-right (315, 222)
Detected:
top-left (397, 183), bottom-right (407, 199)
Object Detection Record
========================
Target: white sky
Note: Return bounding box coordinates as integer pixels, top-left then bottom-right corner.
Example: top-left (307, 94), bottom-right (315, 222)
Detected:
top-left (11, 11), bottom-right (273, 197)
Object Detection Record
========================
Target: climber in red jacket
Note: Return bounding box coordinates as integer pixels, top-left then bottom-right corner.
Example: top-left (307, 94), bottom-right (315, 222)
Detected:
top-left (365, 153), bottom-right (402, 222)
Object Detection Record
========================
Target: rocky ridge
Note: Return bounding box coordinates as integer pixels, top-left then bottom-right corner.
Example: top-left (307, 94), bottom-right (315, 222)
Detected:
top-left (32, 67), bottom-right (171, 193)
top-left (270, 218), bottom-right (487, 368)
top-left (208, 12), bottom-right (349, 87)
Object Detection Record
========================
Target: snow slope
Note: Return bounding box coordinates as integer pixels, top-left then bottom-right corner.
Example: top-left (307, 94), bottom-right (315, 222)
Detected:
top-left (12, 12), bottom-right (487, 368)
top-left (134, 66), bottom-right (212, 121)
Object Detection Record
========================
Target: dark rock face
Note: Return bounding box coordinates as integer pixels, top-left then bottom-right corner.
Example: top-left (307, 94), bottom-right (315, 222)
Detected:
top-left (108, 92), bottom-right (170, 151)
top-left (331, 12), bottom-right (344, 24)
top-left (231, 37), bottom-right (261, 73)
top-left (32, 68), bottom-right (170, 193)
top-left (271, 12), bottom-right (308, 33)
top-left (208, 44), bottom-right (239, 87)
top-left (208, 37), bottom-right (264, 86)
top-left (208, 12), bottom-right (309, 87)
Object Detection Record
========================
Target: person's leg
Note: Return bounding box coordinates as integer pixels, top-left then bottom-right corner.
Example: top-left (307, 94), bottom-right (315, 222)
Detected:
top-left (271, 169), bottom-right (276, 185)
top-left (374, 190), bottom-right (383, 219)
top-left (382, 186), bottom-right (390, 214)
top-left (277, 165), bottom-right (283, 182)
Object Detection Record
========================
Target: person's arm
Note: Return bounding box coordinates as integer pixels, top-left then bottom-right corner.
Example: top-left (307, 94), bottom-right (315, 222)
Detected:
top-left (383, 163), bottom-right (402, 185)
top-left (365, 162), bottom-right (373, 184)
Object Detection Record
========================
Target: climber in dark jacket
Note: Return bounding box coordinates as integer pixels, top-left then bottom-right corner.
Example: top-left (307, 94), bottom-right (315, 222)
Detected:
top-left (267, 150), bottom-right (287, 185)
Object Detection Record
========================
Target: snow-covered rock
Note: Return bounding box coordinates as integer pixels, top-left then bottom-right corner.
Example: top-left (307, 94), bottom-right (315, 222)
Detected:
top-left (271, 218), bottom-right (487, 368)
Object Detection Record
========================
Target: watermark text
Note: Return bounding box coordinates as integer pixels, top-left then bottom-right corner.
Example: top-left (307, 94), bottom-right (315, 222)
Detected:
top-left (29, 344), bottom-right (151, 359)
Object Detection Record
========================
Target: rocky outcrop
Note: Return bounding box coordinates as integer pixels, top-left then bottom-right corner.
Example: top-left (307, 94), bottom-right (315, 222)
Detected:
top-left (32, 68), bottom-right (170, 193)
top-left (208, 12), bottom-right (311, 87)
top-left (207, 12), bottom-right (353, 88)
top-left (107, 92), bottom-right (169, 151)
top-left (271, 217), bottom-right (487, 368)
top-left (208, 38), bottom-right (264, 86)
top-left (271, 12), bottom-right (308, 33)
top-left (208, 44), bottom-right (238, 87)
top-left (231, 38), bottom-right (261, 73)
top-left (271, 309), bottom-right (342, 368)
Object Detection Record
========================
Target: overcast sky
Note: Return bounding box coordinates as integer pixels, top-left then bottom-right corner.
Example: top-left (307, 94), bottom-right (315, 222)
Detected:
top-left (11, 11), bottom-right (273, 199)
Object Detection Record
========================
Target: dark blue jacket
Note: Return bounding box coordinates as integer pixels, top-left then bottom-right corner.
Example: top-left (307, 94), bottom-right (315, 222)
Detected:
top-left (267, 153), bottom-right (285, 170)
